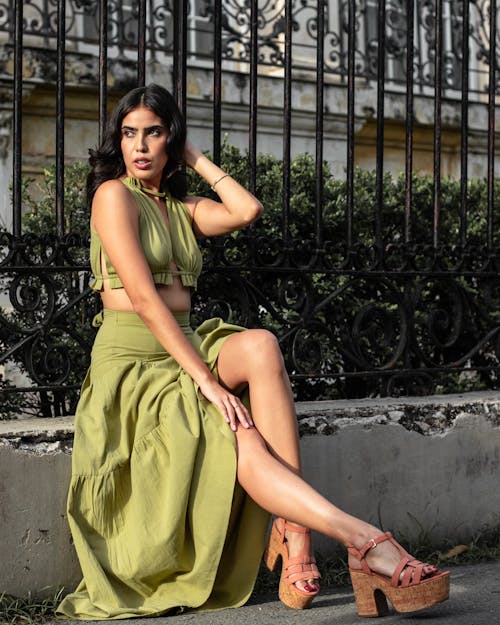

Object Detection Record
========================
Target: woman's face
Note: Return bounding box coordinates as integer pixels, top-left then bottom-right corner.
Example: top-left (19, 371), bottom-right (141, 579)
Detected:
top-left (120, 104), bottom-right (169, 191)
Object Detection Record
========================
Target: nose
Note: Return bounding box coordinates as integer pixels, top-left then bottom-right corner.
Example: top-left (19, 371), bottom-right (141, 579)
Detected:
top-left (134, 132), bottom-right (147, 153)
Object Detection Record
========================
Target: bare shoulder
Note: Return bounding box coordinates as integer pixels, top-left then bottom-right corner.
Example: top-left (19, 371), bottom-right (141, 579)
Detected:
top-left (93, 179), bottom-right (132, 204)
top-left (92, 179), bottom-right (138, 216)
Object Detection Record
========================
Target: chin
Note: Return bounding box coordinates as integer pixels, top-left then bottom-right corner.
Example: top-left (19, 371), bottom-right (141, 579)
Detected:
top-left (131, 169), bottom-right (159, 183)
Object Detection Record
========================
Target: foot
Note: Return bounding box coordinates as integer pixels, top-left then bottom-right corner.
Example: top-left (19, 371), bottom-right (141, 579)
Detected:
top-left (284, 522), bottom-right (320, 594)
top-left (347, 524), bottom-right (441, 582)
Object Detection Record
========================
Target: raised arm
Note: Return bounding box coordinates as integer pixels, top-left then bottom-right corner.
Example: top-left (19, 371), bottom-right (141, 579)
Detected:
top-left (182, 141), bottom-right (264, 237)
top-left (91, 179), bottom-right (252, 431)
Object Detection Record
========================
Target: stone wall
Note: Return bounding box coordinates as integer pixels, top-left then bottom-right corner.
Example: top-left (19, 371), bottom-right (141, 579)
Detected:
top-left (0, 391), bottom-right (499, 598)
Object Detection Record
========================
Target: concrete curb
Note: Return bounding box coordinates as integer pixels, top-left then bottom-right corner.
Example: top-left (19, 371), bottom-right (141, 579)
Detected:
top-left (1, 391), bottom-right (499, 599)
top-left (42, 561), bottom-right (500, 625)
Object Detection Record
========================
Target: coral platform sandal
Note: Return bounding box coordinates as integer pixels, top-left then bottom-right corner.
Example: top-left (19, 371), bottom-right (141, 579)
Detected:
top-left (264, 518), bottom-right (321, 609)
top-left (348, 532), bottom-right (450, 617)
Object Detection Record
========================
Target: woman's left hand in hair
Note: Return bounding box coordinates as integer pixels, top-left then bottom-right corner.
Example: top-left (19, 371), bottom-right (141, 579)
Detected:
top-left (182, 142), bottom-right (263, 237)
top-left (182, 140), bottom-right (203, 170)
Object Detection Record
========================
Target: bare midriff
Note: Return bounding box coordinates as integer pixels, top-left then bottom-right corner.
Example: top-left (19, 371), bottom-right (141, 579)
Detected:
top-left (100, 275), bottom-right (191, 313)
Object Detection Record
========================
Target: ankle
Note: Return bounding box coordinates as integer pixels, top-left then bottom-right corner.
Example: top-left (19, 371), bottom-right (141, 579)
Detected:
top-left (343, 523), bottom-right (381, 551)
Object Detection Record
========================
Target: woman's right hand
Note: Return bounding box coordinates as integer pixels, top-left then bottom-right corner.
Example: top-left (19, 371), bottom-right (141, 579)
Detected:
top-left (197, 376), bottom-right (253, 432)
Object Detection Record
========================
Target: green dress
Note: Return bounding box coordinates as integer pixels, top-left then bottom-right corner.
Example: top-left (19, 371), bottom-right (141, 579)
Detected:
top-left (56, 178), bottom-right (269, 619)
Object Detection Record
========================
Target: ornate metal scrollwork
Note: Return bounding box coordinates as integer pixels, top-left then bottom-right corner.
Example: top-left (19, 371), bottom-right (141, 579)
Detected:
top-left (0, 1), bottom-right (498, 91)
top-left (190, 254), bottom-right (500, 402)
top-left (0, 231), bottom-right (98, 418)
top-left (1, 225), bottom-right (499, 416)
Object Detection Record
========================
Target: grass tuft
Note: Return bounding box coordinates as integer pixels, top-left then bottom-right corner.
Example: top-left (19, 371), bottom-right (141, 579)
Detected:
top-left (0, 589), bottom-right (63, 625)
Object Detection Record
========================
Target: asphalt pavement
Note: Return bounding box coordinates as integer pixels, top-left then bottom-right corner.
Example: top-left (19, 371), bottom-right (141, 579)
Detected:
top-left (47, 559), bottom-right (500, 625)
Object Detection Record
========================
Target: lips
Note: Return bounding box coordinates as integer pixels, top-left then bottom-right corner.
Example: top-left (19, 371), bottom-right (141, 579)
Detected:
top-left (134, 159), bottom-right (151, 170)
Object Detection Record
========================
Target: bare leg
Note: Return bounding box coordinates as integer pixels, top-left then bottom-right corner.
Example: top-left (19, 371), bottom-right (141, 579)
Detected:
top-left (217, 329), bottom-right (300, 470)
top-left (217, 329), bottom-right (318, 590)
top-left (216, 330), bottom-right (447, 611)
top-left (234, 426), bottom-right (414, 579)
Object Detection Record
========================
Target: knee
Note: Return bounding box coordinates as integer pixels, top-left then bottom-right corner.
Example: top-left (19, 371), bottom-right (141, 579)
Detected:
top-left (241, 329), bottom-right (284, 373)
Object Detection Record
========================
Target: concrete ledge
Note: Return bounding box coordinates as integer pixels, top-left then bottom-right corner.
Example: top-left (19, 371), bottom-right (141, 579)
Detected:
top-left (1, 391), bottom-right (499, 597)
top-left (0, 423), bottom-right (78, 598)
top-left (296, 391), bottom-right (500, 554)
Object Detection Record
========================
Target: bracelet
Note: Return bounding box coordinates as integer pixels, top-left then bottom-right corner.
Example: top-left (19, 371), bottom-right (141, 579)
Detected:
top-left (210, 173), bottom-right (230, 192)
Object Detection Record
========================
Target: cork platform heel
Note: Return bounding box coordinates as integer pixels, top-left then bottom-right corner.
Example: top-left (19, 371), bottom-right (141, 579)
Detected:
top-left (348, 532), bottom-right (450, 617)
top-left (263, 518), bottom-right (321, 609)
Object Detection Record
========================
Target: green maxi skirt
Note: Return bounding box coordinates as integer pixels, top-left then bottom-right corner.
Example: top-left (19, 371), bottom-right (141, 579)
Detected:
top-left (56, 309), bottom-right (269, 620)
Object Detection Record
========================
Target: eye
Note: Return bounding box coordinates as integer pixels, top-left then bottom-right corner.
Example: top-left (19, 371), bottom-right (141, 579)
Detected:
top-left (149, 127), bottom-right (163, 137)
top-left (122, 129), bottom-right (135, 138)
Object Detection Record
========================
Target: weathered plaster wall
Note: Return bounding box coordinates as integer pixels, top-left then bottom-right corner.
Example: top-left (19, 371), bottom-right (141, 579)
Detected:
top-left (0, 391), bottom-right (499, 598)
top-left (297, 393), bottom-right (500, 554)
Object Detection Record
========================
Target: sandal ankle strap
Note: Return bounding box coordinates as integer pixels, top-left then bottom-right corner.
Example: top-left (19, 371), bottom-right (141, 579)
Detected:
top-left (348, 532), bottom-right (394, 575)
top-left (274, 518), bottom-right (311, 542)
top-left (348, 531), bottom-right (393, 561)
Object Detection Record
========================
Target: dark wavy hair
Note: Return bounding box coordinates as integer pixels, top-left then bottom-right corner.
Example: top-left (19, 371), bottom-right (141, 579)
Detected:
top-left (86, 84), bottom-right (187, 207)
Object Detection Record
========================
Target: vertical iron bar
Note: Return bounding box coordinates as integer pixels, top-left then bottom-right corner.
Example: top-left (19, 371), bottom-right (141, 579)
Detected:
top-left (116, 3), bottom-right (125, 57)
top-left (98, 0), bottom-right (108, 143)
top-left (315, 0), bottom-right (325, 250)
top-left (374, 0), bottom-right (386, 259)
top-left (415, 1), bottom-right (424, 94)
top-left (55, 0), bottom-right (65, 236)
top-left (282, 0), bottom-right (292, 246)
top-left (459, 0), bottom-right (470, 247)
top-left (137, 0), bottom-right (147, 87)
top-left (173, 1), bottom-right (187, 118)
top-left (404, 0), bottom-right (415, 244)
top-left (43, 0), bottom-right (50, 48)
top-left (338, 0), bottom-right (346, 85)
top-left (248, 0), bottom-right (258, 194)
top-left (346, 0), bottom-right (355, 251)
top-left (211, 1), bottom-right (224, 258)
top-left (213, 0), bottom-right (222, 167)
top-left (487, 0), bottom-right (496, 251)
top-left (12, 0), bottom-right (23, 236)
top-left (148, 0), bottom-right (156, 62)
top-left (433, 0), bottom-right (443, 250)
top-left (172, 2), bottom-right (178, 107)
top-left (404, 0), bottom-right (415, 371)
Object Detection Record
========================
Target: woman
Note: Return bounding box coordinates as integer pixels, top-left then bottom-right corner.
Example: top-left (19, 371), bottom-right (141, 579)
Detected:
top-left (57, 84), bottom-right (449, 620)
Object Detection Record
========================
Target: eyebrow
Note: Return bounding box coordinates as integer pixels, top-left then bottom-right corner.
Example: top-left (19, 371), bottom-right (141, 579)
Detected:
top-left (121, 124), bottom-right (165, 131)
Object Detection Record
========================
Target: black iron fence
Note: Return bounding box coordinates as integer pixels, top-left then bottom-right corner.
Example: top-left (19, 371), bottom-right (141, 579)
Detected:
top-left (0, 0), bottom-right (499, 418)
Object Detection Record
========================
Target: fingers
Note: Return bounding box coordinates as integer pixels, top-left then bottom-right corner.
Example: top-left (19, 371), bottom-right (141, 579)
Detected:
top-left (220, 394), bottom-right (253, 432)
top-left (197, 378), bottom-right (253, 432)
top-left (182, 140), bottom-right (202, 169)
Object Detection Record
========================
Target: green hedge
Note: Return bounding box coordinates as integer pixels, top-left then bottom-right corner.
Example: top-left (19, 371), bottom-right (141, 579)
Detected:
top-left (17, 143), bottom-right (497, 248)
top-left (0, 144), bottom-right (498, 417)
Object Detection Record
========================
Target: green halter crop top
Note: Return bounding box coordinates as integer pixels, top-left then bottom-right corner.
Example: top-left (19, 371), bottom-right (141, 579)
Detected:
top-left (89, 176), bottom-right (203, 291)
